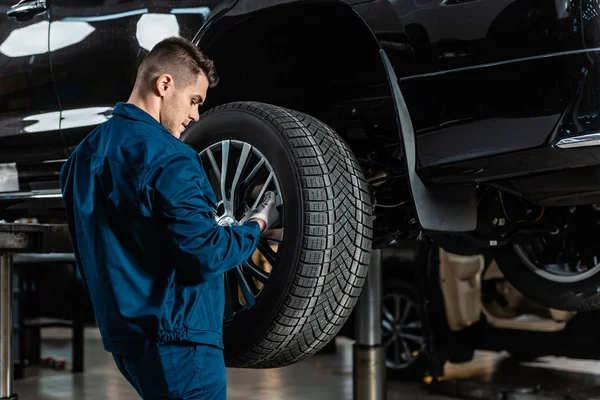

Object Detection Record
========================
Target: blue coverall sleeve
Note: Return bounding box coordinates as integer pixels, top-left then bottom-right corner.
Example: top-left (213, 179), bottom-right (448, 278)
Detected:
top-left (144, 151), bottom-right (261, 281)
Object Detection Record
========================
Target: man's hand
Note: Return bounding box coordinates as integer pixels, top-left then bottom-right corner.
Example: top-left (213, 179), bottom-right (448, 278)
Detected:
top-left (245, 191), bottom-right (280, 233)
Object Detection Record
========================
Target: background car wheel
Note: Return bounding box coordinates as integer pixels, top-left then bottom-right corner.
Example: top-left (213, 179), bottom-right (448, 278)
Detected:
top-left (492, 239), bottom-right (600, 311)
top-left (182, 101), bottom-right (373, 368)
top-left (382, 279), bottom-right (427, 381)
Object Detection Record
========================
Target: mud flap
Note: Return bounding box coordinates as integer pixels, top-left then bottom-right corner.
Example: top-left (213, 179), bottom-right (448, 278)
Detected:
top-left (380, 50), bottom-right (477, 232)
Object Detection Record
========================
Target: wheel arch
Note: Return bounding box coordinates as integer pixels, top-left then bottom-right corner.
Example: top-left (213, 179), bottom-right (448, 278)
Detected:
top-left (194, 0), bottom-right (391, 141)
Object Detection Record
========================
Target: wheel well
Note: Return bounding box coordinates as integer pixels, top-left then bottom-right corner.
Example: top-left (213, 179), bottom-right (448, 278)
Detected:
top-left (199, 2), bottom-right (386, 117)
top-left (198, 2), bottom-right (416, 242)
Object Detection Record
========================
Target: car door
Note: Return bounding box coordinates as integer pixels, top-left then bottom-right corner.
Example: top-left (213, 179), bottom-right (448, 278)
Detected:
top-left (378, 0), bottom-right (579, 169)
top-left (0, 0), bottom-right (63, 199)
top-left (48, 0), bottom-right (226, 152)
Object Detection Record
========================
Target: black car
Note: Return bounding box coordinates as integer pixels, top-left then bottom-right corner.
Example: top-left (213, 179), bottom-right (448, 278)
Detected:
top-left (2, 0), bottom-right (600, 369)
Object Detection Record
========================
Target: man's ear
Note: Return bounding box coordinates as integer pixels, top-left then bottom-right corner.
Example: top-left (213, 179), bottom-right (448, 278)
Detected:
top-left (155, 74), bottom-right (174, 98)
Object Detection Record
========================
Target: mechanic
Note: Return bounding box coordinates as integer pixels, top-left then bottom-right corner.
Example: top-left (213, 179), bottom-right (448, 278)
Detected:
top-left (59, 36), bottom-right (279, 399)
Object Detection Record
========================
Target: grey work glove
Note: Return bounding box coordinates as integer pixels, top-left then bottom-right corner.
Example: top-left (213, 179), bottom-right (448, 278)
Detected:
top-left (245, 191), bottom-right (280, 232)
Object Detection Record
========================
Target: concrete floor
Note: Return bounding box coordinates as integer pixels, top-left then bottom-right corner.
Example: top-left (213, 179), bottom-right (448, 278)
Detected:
top-left (13, 327), bottom-right (600, 399)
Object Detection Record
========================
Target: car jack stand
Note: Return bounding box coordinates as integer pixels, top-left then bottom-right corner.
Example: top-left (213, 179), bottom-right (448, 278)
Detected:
top-left (353, 248), bottom-right (386, 400)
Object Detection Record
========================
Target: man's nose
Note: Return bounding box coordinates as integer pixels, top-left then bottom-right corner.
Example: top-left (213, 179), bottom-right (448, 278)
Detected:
top-left (189, 108), bottom-right (200, 122)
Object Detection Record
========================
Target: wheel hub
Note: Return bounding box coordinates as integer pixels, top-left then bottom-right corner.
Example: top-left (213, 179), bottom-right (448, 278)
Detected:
top-left (217, 215), bottom-right (237, 227)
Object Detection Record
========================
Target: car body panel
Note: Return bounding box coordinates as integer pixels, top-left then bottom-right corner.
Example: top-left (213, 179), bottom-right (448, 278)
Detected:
top-left (48, 0), bottom-right (229, 151)
top-left (0, 0), bottom-right (234, 202)
top-left (0, 0), bottom-right (64, 196)
top-left (389, 0), bottom-right (592, 169)
top-left (2, 0), bottom-right (600, 211)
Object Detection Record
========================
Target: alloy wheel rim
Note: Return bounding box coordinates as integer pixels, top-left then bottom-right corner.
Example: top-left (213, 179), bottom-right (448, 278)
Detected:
top-left (514, 242), bottom-right (600, 284)
top-left (198, 139), bottom-right (284, 322)
top-left (381, 292), bottom-right (425, 370)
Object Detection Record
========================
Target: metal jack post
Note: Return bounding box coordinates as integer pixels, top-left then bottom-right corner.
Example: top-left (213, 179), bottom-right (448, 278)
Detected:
top-left (353, 248), bottom-right (386, 400)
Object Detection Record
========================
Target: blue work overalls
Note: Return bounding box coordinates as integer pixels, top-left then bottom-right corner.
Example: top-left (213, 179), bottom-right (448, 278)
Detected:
top-left (60, 102), bottom-right (261, 399)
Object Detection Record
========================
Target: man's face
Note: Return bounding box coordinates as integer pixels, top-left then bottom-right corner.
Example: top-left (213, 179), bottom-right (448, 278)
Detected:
top-left (159, 73), bottom-right (209, 139)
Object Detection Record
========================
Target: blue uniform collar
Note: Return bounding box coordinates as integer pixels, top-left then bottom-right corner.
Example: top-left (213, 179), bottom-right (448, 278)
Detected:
top-left (112, 102), bottom-right (171, 136)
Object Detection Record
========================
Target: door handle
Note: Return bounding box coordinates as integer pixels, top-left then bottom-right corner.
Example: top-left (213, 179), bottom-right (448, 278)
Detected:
top-left (7, 0), bottom-right (47, 22)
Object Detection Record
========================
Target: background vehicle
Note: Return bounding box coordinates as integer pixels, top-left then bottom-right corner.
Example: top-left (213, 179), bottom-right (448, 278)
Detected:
top-left (3, 0), bottom-right (600, 368)
top-left (341, 242), bottom-right (600, 381)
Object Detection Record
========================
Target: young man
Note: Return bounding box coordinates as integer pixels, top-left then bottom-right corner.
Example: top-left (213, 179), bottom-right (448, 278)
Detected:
top-left (59, 37), bottom-right (279, 399)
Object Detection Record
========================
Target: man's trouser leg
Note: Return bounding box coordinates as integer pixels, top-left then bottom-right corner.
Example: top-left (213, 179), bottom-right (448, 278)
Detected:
top-left (113, 342), bottom-right (227, 400)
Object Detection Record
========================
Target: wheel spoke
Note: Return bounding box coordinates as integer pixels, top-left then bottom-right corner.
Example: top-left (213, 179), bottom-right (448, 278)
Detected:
top-left (382, 319), bottom-right (394, 332)
top-left (399, 333), bottom-right (424, 344)
top-left (242, 261), bottom-right (269, 284)
top-left (221, 140), bottom-right (231, 214)
top-left (382, 306), bottom-right (395, 325)
top-left (230, 143), bottom-right (252, 211)
top-left (384, 332), bottom-right (397, 347)
top-left (404, 321), bottom-right (422, 329)
top-left (242, 156), bottom-right (266, 188)
top-left (251, 173), bottom-right (274, 211)
top-left (235, 265), bottom-right (256, 308)
top-left (245, 270), bottom-right (262, 293)
top-left (400, 339), bottom-right (413, 359)
top-left (257, 240), bottom-right (277, 266)
top-left (206, 148), bottom-right (221, 183)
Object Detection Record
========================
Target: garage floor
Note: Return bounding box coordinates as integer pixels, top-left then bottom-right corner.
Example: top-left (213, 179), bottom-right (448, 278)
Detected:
top-left (13, 328), bottom-right (600, 400)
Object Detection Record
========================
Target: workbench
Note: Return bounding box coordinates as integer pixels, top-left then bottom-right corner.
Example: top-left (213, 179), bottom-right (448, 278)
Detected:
top-left (0, 224), bottom-right (73, 400)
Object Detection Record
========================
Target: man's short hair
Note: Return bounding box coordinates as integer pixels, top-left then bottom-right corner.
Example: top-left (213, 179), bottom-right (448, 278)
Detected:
top-left (137, 37), bottom-right (218, 90)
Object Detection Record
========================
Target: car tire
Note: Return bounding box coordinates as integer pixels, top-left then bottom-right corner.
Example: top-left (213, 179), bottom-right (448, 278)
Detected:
top-left (492, 246), bottom-right (600, 311)
top-left (181, 101), bottom-right (373, 368)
